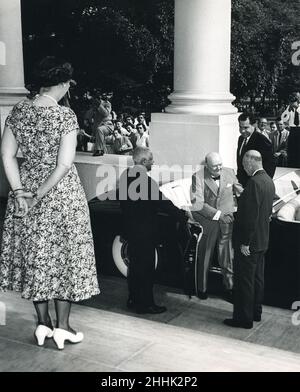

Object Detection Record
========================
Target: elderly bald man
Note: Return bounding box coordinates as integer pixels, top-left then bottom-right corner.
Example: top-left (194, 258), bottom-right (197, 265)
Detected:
top-left (190, 152), bottom-right (243, 298)
top-left (224, 150), bottom-right (275, 329)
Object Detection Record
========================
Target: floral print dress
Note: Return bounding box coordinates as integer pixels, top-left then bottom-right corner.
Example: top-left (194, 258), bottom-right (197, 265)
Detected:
top-left (0, 100), bottom-right (100, 301)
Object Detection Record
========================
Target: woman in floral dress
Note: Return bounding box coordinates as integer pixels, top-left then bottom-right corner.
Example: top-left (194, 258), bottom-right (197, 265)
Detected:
top-left (0, 56), bottom-right (100, 349)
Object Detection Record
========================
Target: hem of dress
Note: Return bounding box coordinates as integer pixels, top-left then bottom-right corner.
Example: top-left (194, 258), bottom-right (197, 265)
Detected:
top-left (0, 287), bottom-right (101, 302)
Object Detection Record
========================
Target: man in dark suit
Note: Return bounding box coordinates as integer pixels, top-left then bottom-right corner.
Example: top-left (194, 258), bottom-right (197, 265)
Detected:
top-left (281, 92), bottom-right (300, 168)
top-left (119, 147), bottom-right (187, 314)
top-left (224, 150), bottom-right (275, 329)
top-left (190, 152), bottom-right (243, 299)
top-left (237, 113), bottom-right (275, 186)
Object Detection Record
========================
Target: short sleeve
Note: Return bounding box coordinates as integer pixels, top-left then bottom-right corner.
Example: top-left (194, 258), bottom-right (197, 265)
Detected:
top-left (61, 107), bottom-right (79, 136)
top-left (4, 101), bottom-right (24, 134)
top-left (5, 109), bottom-right (14, 129)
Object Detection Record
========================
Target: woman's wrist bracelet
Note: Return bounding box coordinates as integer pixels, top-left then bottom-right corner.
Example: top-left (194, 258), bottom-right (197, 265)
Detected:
top-left (12, 188), bottom-right (24, 198)
top-left (12, 188), bottom-right (24, 194)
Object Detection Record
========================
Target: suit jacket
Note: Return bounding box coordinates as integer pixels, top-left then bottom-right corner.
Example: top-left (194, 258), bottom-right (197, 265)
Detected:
top-left (237, 131), bottom-right (275, 186)
top-left (119, 166), bottom-right (187, 239)
top-left (234, 170), bottom-right (275, 252)
top-left (269, 129), bottom-right (289, 154)
top-left (255, 127), bottom-right (270, 140)
top-left (190, 167), bottom-right (241, 233)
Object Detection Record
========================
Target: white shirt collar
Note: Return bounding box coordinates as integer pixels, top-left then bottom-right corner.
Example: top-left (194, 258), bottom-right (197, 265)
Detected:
top-left (252, 168), bottom-right (264, 176)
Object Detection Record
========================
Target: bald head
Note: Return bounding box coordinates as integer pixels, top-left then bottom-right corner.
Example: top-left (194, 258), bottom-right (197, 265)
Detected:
top-left (132, 146), bottom-right (154, 171)
top-left (243, 150), bottom-right (263, 176)
top-left (206, 152), bottom-right (221, 165)
top-left (205, 152), bottom-right (223, 177)
top-left (244, 150), bottom-right (262, 161)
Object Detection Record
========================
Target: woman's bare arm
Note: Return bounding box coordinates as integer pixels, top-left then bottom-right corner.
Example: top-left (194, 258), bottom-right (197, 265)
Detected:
top-left (1, 126), bottom-right (23, 191)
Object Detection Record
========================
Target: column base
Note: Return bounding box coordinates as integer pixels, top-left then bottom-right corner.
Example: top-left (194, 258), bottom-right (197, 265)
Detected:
top-left (149, 112), bottom-right (240, 169)
top-left (166, 91), bottom-right (238, 115)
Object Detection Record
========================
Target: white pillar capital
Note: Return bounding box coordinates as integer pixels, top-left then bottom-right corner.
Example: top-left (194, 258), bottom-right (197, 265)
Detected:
top-left (166, 0), bottom-right (237, 115)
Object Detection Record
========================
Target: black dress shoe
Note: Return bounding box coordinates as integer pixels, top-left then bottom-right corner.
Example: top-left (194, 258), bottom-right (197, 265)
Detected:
top-left (197, 291), bottom-right (208, 300)
top-left (136, 304), bottom-right (167, 314)
top-left (93, 150), bottom-right (104, 156)
top-left (223, 318), bottom-right (253, 329)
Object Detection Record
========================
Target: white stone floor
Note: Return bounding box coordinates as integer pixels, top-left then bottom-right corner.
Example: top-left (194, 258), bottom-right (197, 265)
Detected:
top-left (1, 275), bottom-right (300, 372)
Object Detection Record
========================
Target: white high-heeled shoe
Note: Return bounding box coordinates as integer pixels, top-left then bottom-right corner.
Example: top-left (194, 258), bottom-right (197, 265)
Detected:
top-left (53, 328), bottom-right (84, 350)
top-left (34, 325), bottom-right (54, 346)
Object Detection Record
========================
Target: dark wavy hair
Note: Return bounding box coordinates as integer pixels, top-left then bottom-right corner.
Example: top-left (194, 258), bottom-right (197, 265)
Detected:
top-left (238, 112), bottom-right (256, 125)
top-left (34, 56), bottom-right (73, 88)
top-left (289, 92), bottom-right (300, 104)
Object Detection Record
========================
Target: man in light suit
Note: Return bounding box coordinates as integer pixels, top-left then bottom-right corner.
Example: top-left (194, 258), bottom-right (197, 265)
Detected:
top-left (224, 150), bottom-right (275, 329)
top-left (269, 119), bottom-right (289, 167)
top-left (190, 152), bottom-right (243, 299)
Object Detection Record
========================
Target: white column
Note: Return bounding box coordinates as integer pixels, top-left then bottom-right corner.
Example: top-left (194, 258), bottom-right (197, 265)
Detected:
top-left (0, 0), bottom-right (28, 108)
top-left (150, 0), bottom-right (239, 169)
top-left (0, 0), bottom-right (28, 197)
top-left (167, 0), bottom-right (236, 115)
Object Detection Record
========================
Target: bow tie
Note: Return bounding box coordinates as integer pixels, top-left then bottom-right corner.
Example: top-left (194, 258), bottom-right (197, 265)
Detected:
top-left (211, 176), bottom-right (220, 181)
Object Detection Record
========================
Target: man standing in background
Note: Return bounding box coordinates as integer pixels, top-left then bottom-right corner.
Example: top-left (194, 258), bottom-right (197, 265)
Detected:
top-left (237, 113), bottom-right (275, 186)
top-left (270, 119), bottom-right (289, 167)
top-left (256, 117), bottom-right (270, 139)
top-left (92, 93), bottom-right (115, 156)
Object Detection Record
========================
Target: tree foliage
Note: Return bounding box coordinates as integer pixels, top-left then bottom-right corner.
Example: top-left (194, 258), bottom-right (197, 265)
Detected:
top-left (21, 0), bottom-right (300, 115)
top-left (231, 0), bottom-right (300, 111)
top-left (21, 0), bottom-right (174, 114)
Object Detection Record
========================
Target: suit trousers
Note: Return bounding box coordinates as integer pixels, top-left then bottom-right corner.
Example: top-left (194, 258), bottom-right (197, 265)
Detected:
top-left (127, 235), bottom-right (156, 308)
top-left (287, 127), bottom-right (300, 168)
top-left (196, 222), bottom-right (233, 293)
top-left (94, 121), bottom-right (114, 153)
top-left (233, 249), bottom-right (265, 323)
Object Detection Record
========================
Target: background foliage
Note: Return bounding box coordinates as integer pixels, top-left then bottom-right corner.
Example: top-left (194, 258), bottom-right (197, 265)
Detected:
top-left (21, 0), bottom-right (300, 118)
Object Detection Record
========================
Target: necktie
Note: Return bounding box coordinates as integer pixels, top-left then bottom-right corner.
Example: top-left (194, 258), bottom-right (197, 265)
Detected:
top-left (239, 137), bottom-right (248, 156)
top-left (278, 132), bottom-right (282, 149)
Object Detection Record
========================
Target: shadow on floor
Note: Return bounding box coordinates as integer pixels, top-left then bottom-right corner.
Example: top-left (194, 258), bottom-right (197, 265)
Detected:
top-left (81, 274), bottom-right (300, 355)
